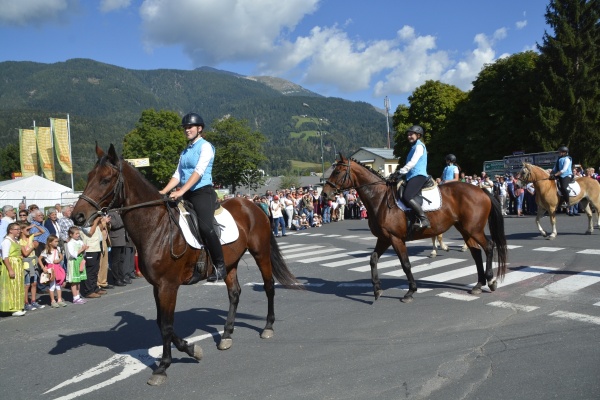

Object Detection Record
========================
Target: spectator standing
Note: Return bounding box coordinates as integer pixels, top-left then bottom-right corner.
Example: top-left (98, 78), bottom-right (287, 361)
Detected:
top-left (336, 193), bottom-right (346, 221)
top-left (1, 223), bottom-right (26, 316)
top-left (0, 205), bottom-right (17, 238)
top-left (80, 216), bottom-right (107, 299)
top-left (66, 226), bottom-right (88, 304)
top-left (108, 211), bottom-right (127, 286)
top-left (270, 195), bottom-right (286, 237)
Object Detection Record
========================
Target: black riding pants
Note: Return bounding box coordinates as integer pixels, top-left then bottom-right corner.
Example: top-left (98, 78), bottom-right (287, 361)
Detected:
top-left (183, 186), bottom-right (225, 266)
top-left (557, 175), bottom-right (572, 204)
top-left (402, 175), bottom-right (428, 203)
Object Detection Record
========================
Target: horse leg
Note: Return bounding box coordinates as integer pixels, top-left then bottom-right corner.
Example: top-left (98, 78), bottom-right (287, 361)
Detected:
top-left (391, 240), bottom-right (417, 303)
top-left (535, 207), bottom-right (548, 237)
top-left (580, 200), bottom-right (593, 234)
top-left (547, 211), bottom-right (557, 240)
top-left (148, 283), bottom-right (201, 386)
top-left (219, 266), bottom-right (241, 350)
top-left (430, 237), bottom-right (438, 258)
top-left (371, 239), bottom-right (389, 300)
top-left (461, 237), bottom-right (486, 295)
top-left (257, 259), bottom-right (277, 340)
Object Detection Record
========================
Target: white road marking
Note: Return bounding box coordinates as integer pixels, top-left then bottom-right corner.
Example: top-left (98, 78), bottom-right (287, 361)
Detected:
top-left (487, 301), bottom-right (539, 312)
top-left (526, 270), bottom-right (600, 299)
top-left (298, 250), bottom-right (368, 263)
top-left (282, 245), bottom-right (325, 254)
top-left (392, 265), bottom-right (478, 292)
top-left (437, 292), bottom-right (479, 301)
top-left (284, 247), bottom-right (345, 259)
top-left (549, 310), bottom-right (600, 325)
top-left (507, 245), bottom-right (522, 249)
top-left (533, 247), bottom-right (565, 252)
top-left (577, 249), bottom-right (600, 255)
top-left (337, 283), bottom-right (373, 287)
top-left (382, 258), bottom-right (465, 276)
top-left (323, 253), bottom-right (394, 268)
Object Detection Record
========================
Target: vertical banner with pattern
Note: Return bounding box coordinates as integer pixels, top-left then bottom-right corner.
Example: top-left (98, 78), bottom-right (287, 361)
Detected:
top-left (36, 126), bottom-right (56, 181)
top-left (19, 129), bottom-right (39, 177)
top-left (51, 118), bottom-right (73, 174)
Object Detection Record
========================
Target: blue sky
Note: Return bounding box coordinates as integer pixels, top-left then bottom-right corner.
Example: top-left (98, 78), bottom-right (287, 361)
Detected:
top-left (0, 0), bottom-right (550, 109)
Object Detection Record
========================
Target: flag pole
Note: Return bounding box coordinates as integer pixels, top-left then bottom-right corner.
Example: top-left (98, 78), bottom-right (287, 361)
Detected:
top-left (67, 114), bottom-right (74, 190)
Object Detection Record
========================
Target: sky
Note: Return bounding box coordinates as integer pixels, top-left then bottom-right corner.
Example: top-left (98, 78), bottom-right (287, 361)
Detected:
top-left (0, 0), bottom-right (551, 109)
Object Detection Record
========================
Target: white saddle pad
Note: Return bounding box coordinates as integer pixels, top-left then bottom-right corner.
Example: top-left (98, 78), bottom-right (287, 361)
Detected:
top-left (556, 181), bottom-right (581, 197)
top-left (396, 186), bottom-right (442, 212)
top-left (179, 206), bottom-right (240, 249)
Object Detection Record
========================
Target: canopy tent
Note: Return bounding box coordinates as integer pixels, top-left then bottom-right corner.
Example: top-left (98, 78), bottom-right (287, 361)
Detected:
top-left (0, 175), bottom-right (79, 211)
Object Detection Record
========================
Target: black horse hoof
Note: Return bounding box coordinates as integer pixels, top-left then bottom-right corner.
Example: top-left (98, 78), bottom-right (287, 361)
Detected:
top-left (374, 289), bottom-right (383, 300)
top-left (401, 295), bottom-right (414, 303)
top-left (147, 373), bottom-right (167, 386)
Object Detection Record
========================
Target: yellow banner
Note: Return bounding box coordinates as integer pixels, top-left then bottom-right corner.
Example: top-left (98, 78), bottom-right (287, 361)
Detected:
top-left (19, 129), bottom-right (38, 177)
top-left (51, 118), bottom-right (72, 173)
top-left (36, 126), bottom-right (55, 181)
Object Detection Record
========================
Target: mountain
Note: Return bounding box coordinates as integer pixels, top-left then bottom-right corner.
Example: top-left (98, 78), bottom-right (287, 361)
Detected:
top-left (0, 58), bottom-right (388, 187)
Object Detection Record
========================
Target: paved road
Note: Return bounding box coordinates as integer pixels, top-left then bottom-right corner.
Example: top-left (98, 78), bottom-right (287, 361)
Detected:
top-left (1, 213), bottom-right (599, 400)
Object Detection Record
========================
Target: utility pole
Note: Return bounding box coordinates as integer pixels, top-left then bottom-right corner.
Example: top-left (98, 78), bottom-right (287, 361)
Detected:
top-left (384, 96), bottom-right (391, 149)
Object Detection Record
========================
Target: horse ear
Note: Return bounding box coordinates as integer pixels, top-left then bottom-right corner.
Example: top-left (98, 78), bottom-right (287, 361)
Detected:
top-left (107, 144), bottom-right (119, 164)
top-left (95, 142), bottom-right (105, 159)
top-left (338, 152), bottom-right (345, 161)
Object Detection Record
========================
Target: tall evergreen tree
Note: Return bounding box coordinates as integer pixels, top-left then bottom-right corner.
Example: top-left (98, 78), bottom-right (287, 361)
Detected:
top-left (537, 0), bottom-right (600, 167)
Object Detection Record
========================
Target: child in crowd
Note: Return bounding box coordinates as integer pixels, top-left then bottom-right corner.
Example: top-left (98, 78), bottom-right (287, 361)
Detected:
top-left (313, 215), bottom-right (322, 227)
top-left (299, 213), bottom-right (310, 230)
top-left (66, 227), bottom-right (88, 304)
top-left (19, 222), bottom-right (44, 310)
top-left (38, 235), bottom-right (66, 308)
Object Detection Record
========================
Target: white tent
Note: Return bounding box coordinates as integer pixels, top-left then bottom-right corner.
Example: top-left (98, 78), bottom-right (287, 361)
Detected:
top-left (0, 175), bottom-right (80, 210)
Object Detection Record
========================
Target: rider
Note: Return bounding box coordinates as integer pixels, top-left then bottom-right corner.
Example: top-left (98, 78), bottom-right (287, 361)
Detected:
top-left (396, 125), bottom-right (431, 229)
top-left (441, 154), bottom-right (459, 184)
top-left (550, 146), bottom-right (573, 208)
top-left (159, 112), bottom-right (226, 282)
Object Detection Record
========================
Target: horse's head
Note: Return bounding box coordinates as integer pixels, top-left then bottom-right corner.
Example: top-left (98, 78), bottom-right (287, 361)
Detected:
top-left (518, 162), bottom-right (548, 184)
top-left (72, 144), bottom-right (124, 227)
top-left (322, 153), bottom-right (352, 200)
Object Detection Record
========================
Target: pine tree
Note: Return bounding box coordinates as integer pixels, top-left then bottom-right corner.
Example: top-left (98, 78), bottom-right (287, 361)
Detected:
top-left (537, 0), bottom-right (600, 168)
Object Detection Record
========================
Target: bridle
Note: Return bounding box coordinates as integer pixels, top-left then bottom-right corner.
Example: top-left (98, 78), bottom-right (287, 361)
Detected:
top-left (78, 157), bottom-right (187, 259)
top-left (325, 158), bottom-right (387, 192)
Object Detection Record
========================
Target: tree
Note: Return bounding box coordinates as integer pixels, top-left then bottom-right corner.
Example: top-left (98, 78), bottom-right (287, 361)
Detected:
top-left (457, 51), bottom-right (540, 172)
top-left (205, 117), bottom-right (267, 194)
top-left (392, 81), bottom-right (466, 172)
top-left (279, 175), bottom-right (301, 190)
top-left (537, 0), bottom-right (600, 167)
top-left (122, 109), bottom-right (186, 187)
top-left (0, 143), bottom-right (21, 179)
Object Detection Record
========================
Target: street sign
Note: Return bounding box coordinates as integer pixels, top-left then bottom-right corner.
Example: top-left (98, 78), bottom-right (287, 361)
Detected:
top-left (483, 160), bottom-right (505, 177)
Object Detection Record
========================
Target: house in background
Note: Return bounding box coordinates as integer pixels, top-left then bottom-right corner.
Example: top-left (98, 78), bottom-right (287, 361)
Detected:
top-left (348, 147), bottom-right (397, 177)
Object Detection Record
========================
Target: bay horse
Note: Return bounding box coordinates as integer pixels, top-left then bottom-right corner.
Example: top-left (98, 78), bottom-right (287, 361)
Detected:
top-left (518, 162), bottom-right (600, 239)
top-left (323, 155), bottom-right (508, 303)
top-left (72, 144), bottom-right (302, 386)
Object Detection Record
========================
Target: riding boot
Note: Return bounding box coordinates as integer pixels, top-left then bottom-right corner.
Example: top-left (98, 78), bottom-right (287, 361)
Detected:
top-left (407, 198), bottom-right (431, 229)
top-left (204, 229), bottom-right (226, 282)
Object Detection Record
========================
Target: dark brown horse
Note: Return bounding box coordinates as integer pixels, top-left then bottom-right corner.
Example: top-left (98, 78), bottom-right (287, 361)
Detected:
top-left (72, 145), bottom-right (301, 386)
top-left (323, 155), bottom-right (508, 303)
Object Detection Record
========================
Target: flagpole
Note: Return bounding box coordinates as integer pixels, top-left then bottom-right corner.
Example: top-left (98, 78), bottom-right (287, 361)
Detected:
top-left (66, 114), bottom-right (74, 190)
top-left (33, 120), bottom-right (41, 177)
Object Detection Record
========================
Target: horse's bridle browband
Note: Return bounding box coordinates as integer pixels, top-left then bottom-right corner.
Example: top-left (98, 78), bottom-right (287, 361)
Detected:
top-left (326, 158), bottom-right (387, 192)
top-left (78, 157), bottom-right (188, 259)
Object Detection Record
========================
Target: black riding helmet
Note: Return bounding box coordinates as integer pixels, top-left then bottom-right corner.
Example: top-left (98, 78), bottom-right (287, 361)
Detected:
top-left (558, 146), bottom-right (569, 153)
top-left (405, 125), bottom-right (424, 136)
top-left (445, 154), bottom-right (456, 163)
top-left (181, 112), bottom-right (205, 128)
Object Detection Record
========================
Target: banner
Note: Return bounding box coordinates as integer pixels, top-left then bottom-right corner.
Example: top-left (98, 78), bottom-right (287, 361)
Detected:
top-left (51, 118), bottom-right (73, 173)
top-left (19, 129), bottom-right (38, 177)
top-left (36, 126), bottom-right (55, 181)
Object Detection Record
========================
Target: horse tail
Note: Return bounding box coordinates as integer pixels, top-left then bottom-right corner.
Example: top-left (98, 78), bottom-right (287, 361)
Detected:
top-left (486, 191), bottom-right (508, 280)
top-left (269, 234), bottom-right (305, 290)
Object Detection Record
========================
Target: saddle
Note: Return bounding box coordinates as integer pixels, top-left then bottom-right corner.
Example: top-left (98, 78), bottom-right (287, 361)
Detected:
top-left (178, 199), bottom-right (223, 285)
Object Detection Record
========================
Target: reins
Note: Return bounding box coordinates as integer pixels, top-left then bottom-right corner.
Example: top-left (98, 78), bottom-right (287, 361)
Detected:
top-left (78, 158), bottom-right (188, 259)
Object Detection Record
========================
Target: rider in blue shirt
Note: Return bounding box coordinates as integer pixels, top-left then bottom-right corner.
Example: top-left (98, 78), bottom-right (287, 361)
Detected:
top-left (441, 154), bottom-right (459, 184)
top-left (159, 113), bottom-right (226, 282)
top-left (551, 146), bottom-right (573, 208)
top-left (396, 125), bottom-right (430, 229)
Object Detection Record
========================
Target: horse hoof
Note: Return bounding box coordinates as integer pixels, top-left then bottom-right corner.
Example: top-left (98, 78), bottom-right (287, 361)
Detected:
top-left (470, 287), bottom-right (482, 295)
top-left (193, 344), bottom-right (203, 360)
top-left (461, 247), bottom-right (467, 252)
top-left (218, 338), bottom-right (233, 350)
top-left (401, 295), bottom-right (413, 303)
top-left (260, 329), bottom-right (274, 339)
top-left (147, 373), bottom-right (167, 386)
top-left (488, 280), bottom-right (497, 292)
top-left (547, 235), bottom-right (556, 240)
top-left (429, 253), bottom-right (437, 258)
top-left (585, 231), bottom-right (592, 235)
top-left (374, 289), bottom-right (383, 300)
top-left (443, 246), bottom-right (450, 252)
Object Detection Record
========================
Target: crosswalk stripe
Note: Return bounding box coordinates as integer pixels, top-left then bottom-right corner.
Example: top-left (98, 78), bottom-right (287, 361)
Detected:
top-left (393, 265), bottom-right (478, 292)
top-left (487, 301), bottom-right (539, 312)
top-left (337, 283), bottom-right (372, 287)
top-left (549, 310), bottom-right (600, 325)
top-left (360, 236), bottom-right (377, 240)
top-left (350, 256), bottom-right (428, 273)
top-left (526, 270), bottom-right (600, 299)
top-left (282, 245), bottom-right (325, 254)
top-left (323, 234), bottom-right (342, 237)
top-left (284, 247), bottom-right (345, 260)
top-left (344, 235), bottom-right (361, 239)
top-left (533, 247), bottom-right (565, 252)
top-left (382, 258), bottom-right (465, 276)
top-left (466, 265), bottom-right (557, 292)
top-left (437, 292), bottom-right (478, 301)
top-left (278, 244), bottom-right (306, 249)
top-left (292, 232), bottom-right (311, 235)
top-left (577, 249), bottom-right (600, 255)
top-left (507, 245), bottom-right (522, 249)
top-left (322, 254), bottom-right (393, 268)
top-left (298, 250), bottom-right (366, 263)
top-left (310, 233), bottom-right (326, 236)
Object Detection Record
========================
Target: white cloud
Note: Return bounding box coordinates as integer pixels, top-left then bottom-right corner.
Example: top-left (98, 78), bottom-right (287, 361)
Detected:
top-left (0, 0), bottom-right (76, 26)
top-left (100, 0), bottom-right (132, 13)
top-left (516, 20), bottom-right (527, 29)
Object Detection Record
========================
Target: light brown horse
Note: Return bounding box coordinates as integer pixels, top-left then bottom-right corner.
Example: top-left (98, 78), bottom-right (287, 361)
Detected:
top-left (430, 234), bottom-right (468, 257)
top-left (323, 155), bottom-right (508, 303)
top-left (72, 145), bottom-right (302, 386)
top-left (518, 162), bottom-right (600, 239)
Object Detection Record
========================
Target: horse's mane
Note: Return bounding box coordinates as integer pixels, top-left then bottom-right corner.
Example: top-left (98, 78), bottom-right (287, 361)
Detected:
top-left (98, 153), bottom-right (161, 195)
top-left (350, 157), bottom-right (386, 180)
top-left (524, 162), bottom-right (550, 176)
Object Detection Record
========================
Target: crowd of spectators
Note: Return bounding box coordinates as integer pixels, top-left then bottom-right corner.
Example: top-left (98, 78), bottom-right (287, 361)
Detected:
top-left (1, 203), bottom-right (142, 318)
